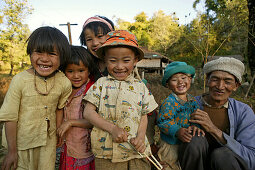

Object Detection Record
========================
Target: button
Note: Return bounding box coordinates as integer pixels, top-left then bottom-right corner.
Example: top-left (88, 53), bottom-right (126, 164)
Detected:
top-left (45, 117), bottom-right (49, 121)
top-left (44, 106), bottom-right (48, 109)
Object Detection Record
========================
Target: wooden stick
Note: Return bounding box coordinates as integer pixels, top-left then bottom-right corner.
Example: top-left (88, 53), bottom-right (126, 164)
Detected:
top-left (144, 153), bottom-right (163, 170)
top-left (143, 153), bottom-right (161, 170)
top-left (151, 154), bottom-right (163, 169)
top-left (126, 141), bottom-right (162, 169)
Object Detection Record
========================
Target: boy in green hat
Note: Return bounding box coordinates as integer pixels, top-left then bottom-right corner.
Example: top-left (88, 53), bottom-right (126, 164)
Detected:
top-left (83, 30), bottom-right (158, 170)
top-left (157, 61), bottom-right (204, 170)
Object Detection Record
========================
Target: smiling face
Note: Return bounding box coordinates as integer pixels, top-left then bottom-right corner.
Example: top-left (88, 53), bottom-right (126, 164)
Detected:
top-left (206, 70), bottom-right (239, 106)
top-left (84, 28), bottom-right (107, 57)
top-left (105, 47), bottom-right (138, 81)
top-left (30, 48), bottom-right (60, 77)
top-left (65, 61), bottom-right (90, 89)
top-left (167, 73), bottom-right (192, 99)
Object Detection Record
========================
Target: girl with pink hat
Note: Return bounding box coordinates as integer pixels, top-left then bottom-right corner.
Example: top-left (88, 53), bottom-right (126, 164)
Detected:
top-left (79, 15), bottom-right (114, 81)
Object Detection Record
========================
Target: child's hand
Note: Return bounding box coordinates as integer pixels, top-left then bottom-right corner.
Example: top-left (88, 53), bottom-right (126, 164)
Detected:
top-left (130, 136), bottom-right (146, 153)
top-left (1, 150), bottom-right (18, 170)
top-left (177, 127), bottom-right (193, 143)
top-left (56, 136), bottom-right (63, 147)
top-left (190, 125), bottom-right (205, 137)
top-left (57, 120), bottom-right (72, 138)
top-left (111, 125), bottom-right (128, 143)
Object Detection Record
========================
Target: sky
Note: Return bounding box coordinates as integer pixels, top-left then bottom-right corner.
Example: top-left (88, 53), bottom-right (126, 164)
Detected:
top-left (25, 0), bottom-right (205, 45)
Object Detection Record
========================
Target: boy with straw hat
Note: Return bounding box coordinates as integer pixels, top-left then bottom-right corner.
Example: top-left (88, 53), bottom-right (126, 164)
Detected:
top-left (83, 30), bottom-right (161, 170)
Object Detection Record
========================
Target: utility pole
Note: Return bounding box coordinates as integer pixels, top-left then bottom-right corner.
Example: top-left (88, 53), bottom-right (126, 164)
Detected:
top-left (59, 22), bottom-right (78, 45)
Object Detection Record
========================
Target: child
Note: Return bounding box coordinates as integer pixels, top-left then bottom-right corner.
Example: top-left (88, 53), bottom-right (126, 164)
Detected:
top-left (79, 15), bottom-right (115, 81)
top-left (57, 46), bottom-right (96, 169)
top-left (157, 61), bottom-right (204, 170)
top-left (83, 30), bottom-right (158, 170)
top-left (0, 26), bottom-right (72, 169)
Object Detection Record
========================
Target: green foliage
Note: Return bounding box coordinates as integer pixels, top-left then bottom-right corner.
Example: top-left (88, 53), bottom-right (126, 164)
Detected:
top-left (117, 10), bottom-right (182, 57)
top-left (118, 1), bottom-right (250, 77)
top-left (0, 0), bottom-right (33, 75)
top-left (192, 0), bottom-right (248, 59)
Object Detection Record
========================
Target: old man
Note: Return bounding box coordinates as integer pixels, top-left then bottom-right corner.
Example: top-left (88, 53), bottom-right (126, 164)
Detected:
top-left (178, 57), bottom-right (255, 170)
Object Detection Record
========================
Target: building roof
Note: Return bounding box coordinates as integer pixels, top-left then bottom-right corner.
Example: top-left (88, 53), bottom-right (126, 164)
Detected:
top-left (140, 47), bottom-right (172, 62)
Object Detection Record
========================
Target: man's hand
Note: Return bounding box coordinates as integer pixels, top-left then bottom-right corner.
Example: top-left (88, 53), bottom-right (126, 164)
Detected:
top-left (190, 109), bottom-right (226, 144)
top-left (190, 109), bottom-right (216, 133)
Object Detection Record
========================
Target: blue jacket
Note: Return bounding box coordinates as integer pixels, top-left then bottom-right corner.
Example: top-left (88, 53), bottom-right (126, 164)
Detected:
top-left (157, 93), bottom-right (199, 145)
top-left (195, 96), bottom-right (255, 170)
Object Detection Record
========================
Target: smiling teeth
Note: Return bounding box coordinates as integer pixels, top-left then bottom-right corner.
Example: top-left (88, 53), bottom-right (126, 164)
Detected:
top-left (39, 65), bottom-right (50, 68)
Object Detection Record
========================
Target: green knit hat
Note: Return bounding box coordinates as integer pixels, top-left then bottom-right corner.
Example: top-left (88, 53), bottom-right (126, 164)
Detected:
top-left (162, 61), bottom-right (195, 87)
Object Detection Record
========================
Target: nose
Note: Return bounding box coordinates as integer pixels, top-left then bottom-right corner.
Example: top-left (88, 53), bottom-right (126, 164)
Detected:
top-left (40, 53), bottom-right (50, 62)
top-left (92, 39), bottom-right (99, 47)
top-left (116, 62), bottom-right (124, 70)
top-left (73, 72), bottom-right (79, 78)
top-left (178, 78), bottom-right (184, 83)
top-left (217, 80), bottom-right (225, 89)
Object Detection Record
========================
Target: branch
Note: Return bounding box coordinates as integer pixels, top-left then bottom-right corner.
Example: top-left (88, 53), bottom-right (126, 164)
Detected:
top-left (184, 35), bottom-right (204, 57)
top-left (248, 31), bottom-right (255, 38)
top-left (211, 30), bottom-right (233, 57)
top-left (248, 36), bottom-right (255, 47)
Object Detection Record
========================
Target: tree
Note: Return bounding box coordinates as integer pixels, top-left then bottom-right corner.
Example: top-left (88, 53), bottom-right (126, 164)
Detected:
top-left (117, 11), bottom-right (182, 57)
top-left (247, 0), bottom-right (255, 74)
top-left (118, 12), bottom-right (153, 48)
top-left (193, 0), bottom-right (250, 70)
top-left (0, 0), bottom-right (33, 75)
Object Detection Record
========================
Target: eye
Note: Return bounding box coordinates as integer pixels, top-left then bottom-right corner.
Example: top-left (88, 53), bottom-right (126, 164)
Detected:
top-left (98, 34), bottom-right (104, 38)
top-left (210, 78), bottom-right (218, 82)
top-left (66, 70), bottom-right (73, 73)
top-left (34, 51), bottom-right (42, 55)
top-left (124, 59), bottom-right (131, 63)
top-left (86, 38), bottom-right (92, 42)
top-left (49, 52), bottom-right (58, 56)
top-left (109, 59), bottom-right (116, 63)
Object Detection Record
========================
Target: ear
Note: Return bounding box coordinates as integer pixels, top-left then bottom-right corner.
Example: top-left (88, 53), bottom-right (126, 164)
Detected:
top-left (134, 56), bottom-right (139, 66)
top-left (205, 75), bottom-right (210, 86)
top-left (232, 82), bottom-right (240, 92)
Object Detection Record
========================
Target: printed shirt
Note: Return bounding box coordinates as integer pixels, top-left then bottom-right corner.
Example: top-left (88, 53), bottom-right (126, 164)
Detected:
top-left (157, 93), bottom-right (199, 145)
top-left (83, 74), bottom-right (158, 162)
top-left (0, 70), bottom-right (72, 150)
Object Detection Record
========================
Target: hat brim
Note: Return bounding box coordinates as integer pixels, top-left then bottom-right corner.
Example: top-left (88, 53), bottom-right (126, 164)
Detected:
top-left (162, 65), bottom-right (195, 87)
top-left (96, 43), bottom-right (144, 61)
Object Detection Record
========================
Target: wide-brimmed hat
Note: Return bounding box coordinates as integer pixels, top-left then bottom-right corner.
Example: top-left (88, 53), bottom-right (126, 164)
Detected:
top-left (203, 57), bottom-right (244, 83)
top-left (162, 61), bottom-right (195, 87)
top-left (96, 30), bottom-right (144, 61)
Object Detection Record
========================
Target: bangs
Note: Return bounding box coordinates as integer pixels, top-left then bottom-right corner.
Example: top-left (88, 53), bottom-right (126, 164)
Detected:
top-left (79, 22), bottom-right (112, 46)
top-left (26, 26), bottom-right (71, 71)
top-left (26, 27), bottom-right (68, 55)
top-left (31, 37), bottom-right (58, 54)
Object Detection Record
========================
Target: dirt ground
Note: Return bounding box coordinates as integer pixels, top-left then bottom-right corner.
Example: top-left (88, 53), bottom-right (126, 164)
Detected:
top-left (0, 72), bottom-right (254, 168)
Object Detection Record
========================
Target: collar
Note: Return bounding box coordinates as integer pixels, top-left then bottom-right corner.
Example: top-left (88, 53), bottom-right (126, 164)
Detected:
top-left (172, 92), bottom-right (194, 105)
top-left (201, 93), bottom-right (229, 108)
top-left (73, 82), bottom-right (88, 98)
top-left (107, 73), bottom-right (137, 83)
